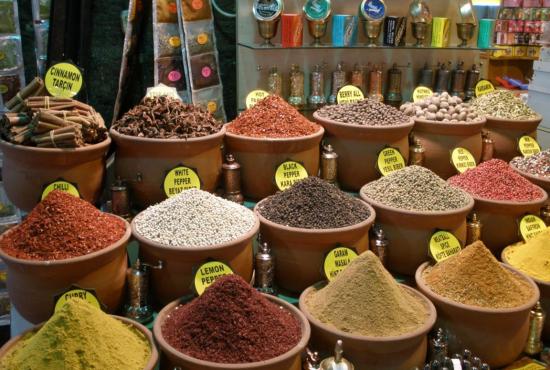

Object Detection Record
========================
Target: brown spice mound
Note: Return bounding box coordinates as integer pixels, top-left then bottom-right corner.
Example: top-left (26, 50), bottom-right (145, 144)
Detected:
top-left (227, 95), bottom-right (320, 138)
top-left (0, 191), bottom-right (126, 261)
top-left (422, 241), bottom-right (535, 309)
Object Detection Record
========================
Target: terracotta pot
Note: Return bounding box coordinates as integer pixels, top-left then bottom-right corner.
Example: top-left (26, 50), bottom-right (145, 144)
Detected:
top-left (299, 283), bottom-right (437, 370)
top-left (510, 163), bottom-right (550, 205)
top-left (413, 118), bottom-right (485, 179)
top-left (501, 248), bottom-right (550, 342)
top-left (110, 127), bottom-right (225, 209)
top-left (0, 216), bottom-right (130, 324)
top-left (132, 214), bottom-right (258, 306)
top-left (416, 262), bottom-right (540, 368)
top-left (484, 115), bottom-right (542, 162)
top-left (224, 128), bottom-right (324, 201)
top-left (153, 295), bottom-right (311, 370)
top-left (0, 136), bottom-right (111, 212)
top-left (313, 113), bottom-right (413, 191)
top-left (470, 189), bottom-right (548, 255)
top-left (254, 200), bottom-right (375, 293)
top-left (0, 315), bottom-right (159, 369)
top-left (359, 190), bottom-right (474, 276)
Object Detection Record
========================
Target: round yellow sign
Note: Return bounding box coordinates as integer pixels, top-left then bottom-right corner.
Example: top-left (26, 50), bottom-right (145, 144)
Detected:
top-left (163, 166), bottom-right (201, 197)
top-left (518, 136), bottom-right (541, 157)
top-left (337, 85), bottom-right (365, 105)
top-left (197, 32), bottom-right (209, 45)
top-left (475, 80), bottom-right (495, 98)
top-left (323, 247), bottom-right (358, 281)
top-left (194, 261), bottom-right (233, 295)
top-left (42, 180), bottom-right (80, 200)
top-left (429, 231), bottom-right (462, 263)
top-left (519, 214), bottom-right (546, 241)
top-left (0, 84), bottom-right (8, 94)
top-left (45, 62), bottom-right (84, 98)
top-left (207, 101), bottom-right (217, 113)
top-left (451, 147), bottom-right (477, 174)
top-left (168, 36), bottom-right (181, 47)
top-left (246, 90), bottom-right (270, 109)
top-left (377, 148), bottom-right (406, 177)
top-left (275, 161), bottom-right (308, 191)
top-left (54, 289), bottom-right (101, 313)
top-left (413, 86), bottom-right (434, 103)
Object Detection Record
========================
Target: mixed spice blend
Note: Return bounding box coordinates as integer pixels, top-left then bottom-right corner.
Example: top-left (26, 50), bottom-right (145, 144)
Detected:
top-left (511, 149), bottom-right (550, 178)
top-left (503, 227), bottom-right (550, 283)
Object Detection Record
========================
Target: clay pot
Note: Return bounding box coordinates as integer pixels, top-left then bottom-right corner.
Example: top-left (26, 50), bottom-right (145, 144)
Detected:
top-left (359, 190), bottom-right (474, 276)
top-left (254, 199), bottom-right (376, 293)
top-left (132, 214), bottom-right (258, 306)
top-left (510, 163), bottom-right (550, 205)
top-left (0, 136), bottom-right (111, 212)
top-left (299, 283), bottom-right (437, 370)
top-left (110, 127), bottom-right (225, 209)
top-left (413, 118), bottom-right (485, 179)
top-left (0, 217), bottom-right (131, 324)
top-left (0, 315), bottom-right (159, 369)
top-left (153, 295), bottom-right (311, 370)
top-left (415, 262), bottom-right (540, 368)
top-left (224, 128), bottom-right (324, 201)
top-left (484, 115), bottom-right (542, 162)
top-left (313, 113), bottom-right (413, 191)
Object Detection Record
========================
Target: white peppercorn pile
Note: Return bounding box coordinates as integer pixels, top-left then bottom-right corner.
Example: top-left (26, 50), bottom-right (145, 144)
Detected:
top-left (472, 90), bottom-right (538, 120)
top-left (511, 150), bottom-right (550, 178)
top-left (315, 99), bottom-right (411, 126)
top-left (134, 189), bottom-right (256, 247)
top-left (361, 166), bottom-right (472, 212)
top-left (400, 92), bottom-right (481, 123)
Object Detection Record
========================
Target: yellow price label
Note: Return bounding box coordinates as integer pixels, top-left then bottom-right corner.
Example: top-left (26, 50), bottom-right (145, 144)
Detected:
top-left (377, 148), bottom-right (406, 176)
top-left (207, 101), bottom-right (217, 113)
top-left (413, 86), bottom-right (434, 103)
top-left (518, 136), bottom-right (541, 157)
top-left (475, 80), bottom-right (495, 97)
top-left (246, 90), bottom-right (270, 109)
top-left (275, 161), bottom-right (308, 191)
top-left (512, 364), bottom-right (547, 370)
top-left (519, 214), bottom-right (546, 241)
top-left (45, 62), bottom-right (83, 98)
top-left (54, 288), bottom-right (101, 313)
top-left (194, 261), bottom-right (233, 295)
top-left (337, 85), bottom-right (364, 105)
top-left (323, 247), bottom-right (358, 281)
top-left (168, 36), bottom-right (181, 47)
top-left (197, 32), bottom-right (209, 45)
top-left (451, 147), bottom-right (477, 174)
top-left (163, 166), bottom-right (201, 198)
top-left (429, 231), bottom-right (462, 263)
top-left (42, 180), bottom-right (80, 200)
top-left (0, 84), bottom-right (8, 94)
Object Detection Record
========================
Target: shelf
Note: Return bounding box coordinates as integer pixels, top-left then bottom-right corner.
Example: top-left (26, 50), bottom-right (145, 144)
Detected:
top-left (238, 42), bottom-right (498, 51)
top-left (484, 56), bottom-right (539, 61)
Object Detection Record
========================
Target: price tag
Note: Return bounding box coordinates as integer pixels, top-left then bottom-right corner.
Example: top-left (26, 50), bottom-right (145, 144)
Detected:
top-left (41, 180), bottom-right (80, 200)
top-left (337, 85), bottom-right (364, 105)
top-left (518, 136), bottom-right (541, 157)
top-left (475, 80), bottom-right (495, 98)
top-left (54, 287), bottom-right (101, 313)
top-left (246, 90), bottom-right (270, 109)
top-left (146, 83), bottom-right (181, 100)
top-left (519, 214), bottom-right (547, 241)
top-left (163, 166), bottom-right (201, 197)
top-left (45, 62), bottom-right (84, 98)
top-left (323, 247), bottom-right (358, 281)
top-left (429, 231), bottom-right (462, 263)
top-left (275, 161), bottom-right (308, 191)
top-left (451, 147), bottom-right (477, 174)
top-left (377, 148), bottom-right (406, 176)
top-left (413, 86), bottom-right (434, 103)
top-left (194, 261), bottom-right (233, 295)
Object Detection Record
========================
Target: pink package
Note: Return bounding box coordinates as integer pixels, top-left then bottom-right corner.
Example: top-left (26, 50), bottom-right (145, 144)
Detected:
top-left (523, 0), bottom-right (541, 6)
top-left (503, 0), bottom-right (522, 6)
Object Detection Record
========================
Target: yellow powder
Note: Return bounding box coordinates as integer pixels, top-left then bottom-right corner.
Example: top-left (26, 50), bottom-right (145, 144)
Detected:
top-left (0, 299), bottom-right (151, 370)
top-left (503, 227), bottom-right (550, 282)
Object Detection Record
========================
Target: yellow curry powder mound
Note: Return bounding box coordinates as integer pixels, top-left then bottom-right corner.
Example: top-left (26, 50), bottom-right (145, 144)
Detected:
top-left (503, 227), bottom-right (550, 283)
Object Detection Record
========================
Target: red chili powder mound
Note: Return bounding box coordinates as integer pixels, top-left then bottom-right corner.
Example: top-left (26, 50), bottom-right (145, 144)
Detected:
top-left (0, 190), bottom-right (126, 261)
top-left (161, 274), bottom-right (302, 364)
top-left (448, 159), bottom-right (544, 202)
top-left (226, 95), bottom-right (321, 138)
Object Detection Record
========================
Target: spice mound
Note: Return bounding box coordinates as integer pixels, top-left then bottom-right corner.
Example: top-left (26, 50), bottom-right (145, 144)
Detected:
top-left (134, 189), bottom-right (256, 247)
top-left (471, 90), bottom-right (538, 120)
top-left (503, 227), bottom-right (550, 283)
top-left (422, 241), bottom-right (535, 309)
top-left (448, 159), bottom-right (545, 202)
top-left (258, 177), bottom-right (371, 229)
top-left (0, 299), bottom-right (151, 370)
top-left (227, 95), bottom-right (320, 138)
top-left (316, 98), bottom-right (411, 126)
top-left (511, 149), bottom-right (550, 178)
top-left (112, 96), bottom-right (223, 139)
top-left (361, 166), bottom-right (471, 212)
top-left (161, 274), bottom-right (301, 364)
top-left (0, 190), bottom-right (126, 260)
top-left (305, 251), bottom-right (429, 337)
top-left (400, 92), bottom-right (481, 123)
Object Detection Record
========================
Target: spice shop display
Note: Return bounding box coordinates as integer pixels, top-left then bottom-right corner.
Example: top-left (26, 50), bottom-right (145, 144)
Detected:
top-left (0, 191), bottom-right (131, 323)
top-left (225, 95), bottom-right (323, 200)
top-left (154, 275), bottom-right (310, 370)
top-left (299, 251), bottom-right (436, 370)
top-left (132, 189), bottom-right (259, 305)
top-left (0, 0), bottom-right (25, 109)
top-left (0, 300), bottom-right (157, 370)
top-left (449, 159), bottom-right (548, 253)
top-left (416, 241), bottom-right (539, 367)
top-left (511, 149), bottom-right (550, 200)
top-left (360, 166), bottom-right (474, 275)
top-left (255, 177), bottom-right (375, 292)
top-left (110, 96), bottom-right (225, 208)
top-left (313, 99), bottom-right (413, 190)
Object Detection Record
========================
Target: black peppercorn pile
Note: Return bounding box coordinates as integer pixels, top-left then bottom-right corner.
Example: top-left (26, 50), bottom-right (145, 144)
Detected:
top-left (112, 96), bottom-right (223, 139)
top-left (258, 177), bottom-right (371, 229)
